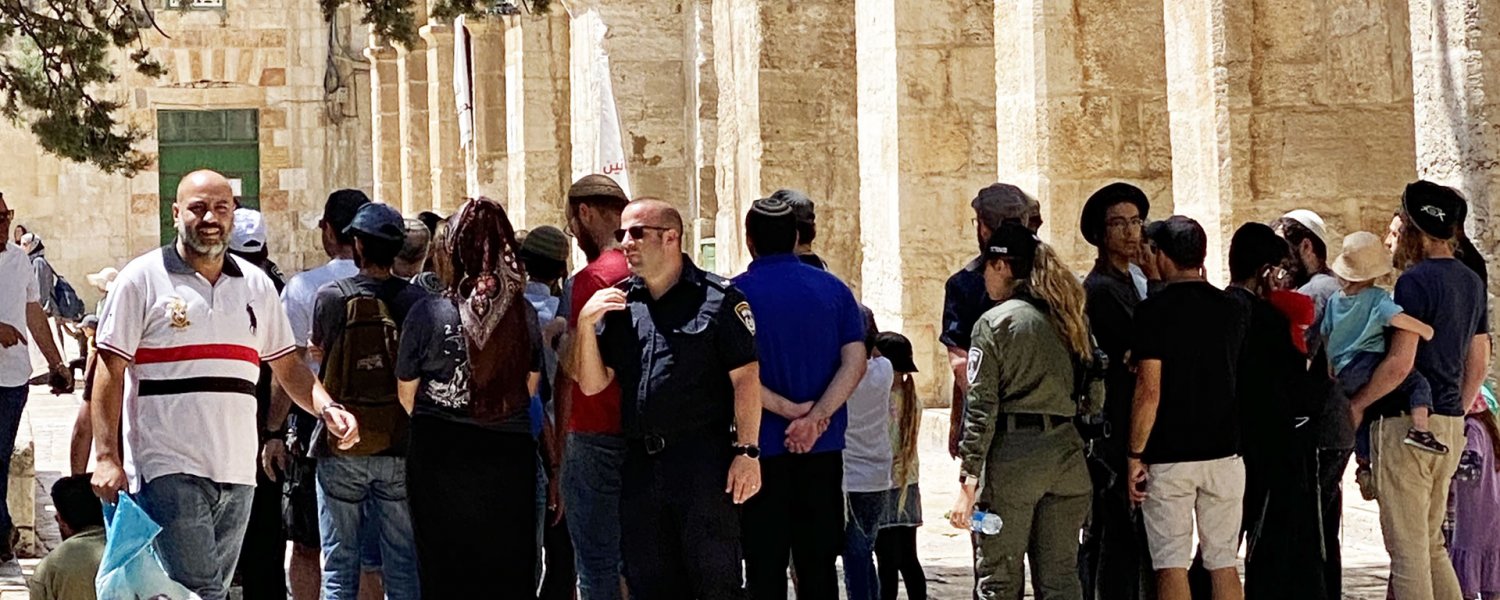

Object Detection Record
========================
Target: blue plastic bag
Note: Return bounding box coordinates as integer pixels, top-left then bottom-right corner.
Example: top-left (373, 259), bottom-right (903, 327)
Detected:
top-left (95, 495), bottom-right (200, 600)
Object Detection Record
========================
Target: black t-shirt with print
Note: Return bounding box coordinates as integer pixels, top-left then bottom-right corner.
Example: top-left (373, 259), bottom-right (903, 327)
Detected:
top-left (396, 294), bottom-right (542, 434)
top-left (1132, 280), bottom-right (1249, 464)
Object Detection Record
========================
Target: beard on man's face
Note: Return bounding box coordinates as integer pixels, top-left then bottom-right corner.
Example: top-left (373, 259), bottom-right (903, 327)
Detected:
top-left (179, 221), bottom-right (227, 258)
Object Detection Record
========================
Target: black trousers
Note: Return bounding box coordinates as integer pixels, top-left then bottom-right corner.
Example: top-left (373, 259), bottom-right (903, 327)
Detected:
top-left (622, 436), bottom-right (745, 600)
top-left (237, 466), bottom-right (288, 600)
top-left (742, 451), bottom-right (845, 600)
top-left (1079, 442), bottom-right (1156, 600)
top-left (407, 416), bottom-right (538, 599)
top-left (1315, 448), bottom-right (1353, 600)
top-left (875, 525), bottom-right (926, 600)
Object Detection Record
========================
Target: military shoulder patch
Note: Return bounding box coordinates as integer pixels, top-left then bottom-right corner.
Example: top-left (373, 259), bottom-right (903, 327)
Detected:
top-left (734, 301), bottom-right (756, 336)
top-left (967, 347), bottom-right (982, 385)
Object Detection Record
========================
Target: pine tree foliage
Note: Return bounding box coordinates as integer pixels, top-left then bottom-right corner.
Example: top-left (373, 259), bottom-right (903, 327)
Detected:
top-left (0, 0), bottom-right (164, 175)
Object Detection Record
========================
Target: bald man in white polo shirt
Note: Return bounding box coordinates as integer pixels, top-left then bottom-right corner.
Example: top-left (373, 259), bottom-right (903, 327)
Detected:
top-left (90, 170), bottom-right (360, 600)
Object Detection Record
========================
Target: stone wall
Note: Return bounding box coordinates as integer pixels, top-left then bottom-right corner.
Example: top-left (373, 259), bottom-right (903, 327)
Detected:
top-left (0, 1), bottom-right (374, 308)
top-left (713, 0), bottom-right (861, 284)
top-left (506, 13), bottom-right (572, 230)
top-left (859, 0), bottom-right (997, 402)
top-left (1165, 0), bottom-right (1416, 281)
top-left (995, 0), bottom-right (1174, 272)
top-left (1409, 0), bottom-right (1500, 316)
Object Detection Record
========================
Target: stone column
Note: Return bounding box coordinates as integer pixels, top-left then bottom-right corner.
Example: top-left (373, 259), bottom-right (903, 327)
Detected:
top-left (993, 0), bottom-right (1173, 271)
top-left (1163, 0), bottom-right (1416, 281)
top-left (396, 11), bottom-right (433, 216)
top-left (857, 0), bottom-right (997, 402)
top-left (422, 14), bottom-right (465, 214)
top-left (712, 0), bottom-right (861, 286)
top-left (365, 39), bottom-right (403, 207)
top-left (505, 14), bottom-right (570, 230)
top-left (466, 18), bottom-right (508, 201)
top-left (1409, 0), bottom-right (1500, 311)
top-left (571, 1), bottom-right (708, 245)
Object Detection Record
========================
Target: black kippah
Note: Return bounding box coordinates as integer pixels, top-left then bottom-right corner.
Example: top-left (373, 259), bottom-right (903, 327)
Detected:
top-left (750, 197), bottom-right (794, 217)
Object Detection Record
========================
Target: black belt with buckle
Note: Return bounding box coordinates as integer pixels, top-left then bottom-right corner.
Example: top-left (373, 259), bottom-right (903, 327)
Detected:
top-left (1005, 413), bottom-right (1072, 432)
top-left (631, 428), bottom-right (726, 456)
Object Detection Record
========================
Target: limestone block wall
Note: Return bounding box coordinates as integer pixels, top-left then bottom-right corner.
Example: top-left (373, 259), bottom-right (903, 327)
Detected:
top-left (468, 18), bottom-right (510, 202)
top-left (571, 0), bottom-right (716, 247)
top-left (0, 1), bottom-right (374, 306)
top-left (370, 42), bottom-right (404, 207)
top-left (1409, 0), bottom-right (1500, 324)
top-left (423, 12), bottom-right (466, 214)
top-left (995, 0), bottom-right (1174, 272)
top-left (1165, 0), bottom-right (1416, 281)
top-left (713, 0), bottom-right (861, 285)
top-left (859, 0), bottom-right (997, 402)
top-left (506, 14), bottom-right (573, 230)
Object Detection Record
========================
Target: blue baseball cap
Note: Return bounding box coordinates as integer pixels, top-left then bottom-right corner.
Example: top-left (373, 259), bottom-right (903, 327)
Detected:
top-left (344, 203), bottom-right (406, 242)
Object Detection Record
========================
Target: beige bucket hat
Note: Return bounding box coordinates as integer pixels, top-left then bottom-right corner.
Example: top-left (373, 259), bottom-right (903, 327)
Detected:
top-left (86, 267), bottom-right (118, 293)
top-left (1330, 232), bottom-right (1392, 283)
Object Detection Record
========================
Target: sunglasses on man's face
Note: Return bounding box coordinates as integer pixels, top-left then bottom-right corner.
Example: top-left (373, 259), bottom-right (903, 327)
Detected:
top-left (614, 225), bottom-right (672, 243)
top-left (0, 210), bottom-right (12, 222)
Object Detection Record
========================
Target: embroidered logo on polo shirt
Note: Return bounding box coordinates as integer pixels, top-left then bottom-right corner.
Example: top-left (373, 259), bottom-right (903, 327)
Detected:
top-left (246, 303), bottom-right (258, 334)
top-left (167, 297), bottom-right (190, 329)
top-left (734, 301), bottom-right (756, 336)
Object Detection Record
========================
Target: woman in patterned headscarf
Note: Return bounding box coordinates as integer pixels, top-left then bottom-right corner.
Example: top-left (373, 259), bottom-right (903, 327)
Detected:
top-left (396, 197), bottom-right (545, 597)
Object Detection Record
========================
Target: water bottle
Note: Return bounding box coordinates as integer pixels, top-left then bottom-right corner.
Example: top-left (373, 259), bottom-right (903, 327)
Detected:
top-left (970, 503), bottom-right (1003, 535)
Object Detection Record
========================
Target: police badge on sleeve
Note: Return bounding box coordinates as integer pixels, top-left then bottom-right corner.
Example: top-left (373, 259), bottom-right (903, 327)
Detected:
top-left (967, 347), bottom-right (982, 385)
top-left (734, 301), bottom-right (756, 336)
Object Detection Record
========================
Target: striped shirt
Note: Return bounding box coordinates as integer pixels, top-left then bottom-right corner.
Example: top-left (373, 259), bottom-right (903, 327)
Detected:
top-left (96, 245), bottom-right (294, 491)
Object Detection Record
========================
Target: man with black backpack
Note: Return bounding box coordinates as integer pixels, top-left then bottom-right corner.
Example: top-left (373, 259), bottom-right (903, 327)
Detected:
top-left (309, 202), bottom-right (428, 600)
top-left (20, 232), bottom-right (84, 363)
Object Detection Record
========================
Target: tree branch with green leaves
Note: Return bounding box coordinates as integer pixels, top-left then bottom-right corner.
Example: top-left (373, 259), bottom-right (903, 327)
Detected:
top-left (0, 0), bottom-right (164, 175)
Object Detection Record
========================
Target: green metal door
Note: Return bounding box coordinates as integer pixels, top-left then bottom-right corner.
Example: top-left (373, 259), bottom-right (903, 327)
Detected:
top-left (157, 109), bottom-right (261, 245)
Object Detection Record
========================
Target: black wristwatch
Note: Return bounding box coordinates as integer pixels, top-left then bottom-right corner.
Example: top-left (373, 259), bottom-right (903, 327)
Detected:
top-left (732, 443), bottom-right (761, 459)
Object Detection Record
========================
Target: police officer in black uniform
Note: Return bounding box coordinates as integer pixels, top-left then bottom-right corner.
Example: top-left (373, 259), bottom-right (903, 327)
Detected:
top-left (572, 198), bottom-right (763, 599)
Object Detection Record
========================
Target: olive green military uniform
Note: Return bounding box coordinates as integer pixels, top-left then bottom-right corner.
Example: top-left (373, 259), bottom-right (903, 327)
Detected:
top-left (959, 297), bottom-right (1094, 600)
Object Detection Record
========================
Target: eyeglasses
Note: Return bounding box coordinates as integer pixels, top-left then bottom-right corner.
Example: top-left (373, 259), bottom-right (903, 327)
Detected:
top-left (0, 210), bottom-right (11, 222)
top-left (614, 225), bottom-right (671, 243)
top-left (1106, 217), bottom-right (1145, 230)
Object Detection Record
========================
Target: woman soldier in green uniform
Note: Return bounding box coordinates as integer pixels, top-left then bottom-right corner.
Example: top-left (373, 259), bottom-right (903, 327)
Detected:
top-left (948, 221), bottom-right (1102, 599)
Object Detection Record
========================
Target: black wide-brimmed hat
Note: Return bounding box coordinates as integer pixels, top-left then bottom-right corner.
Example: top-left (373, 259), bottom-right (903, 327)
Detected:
top-left (1080, 182), bottom-right (1150, 246)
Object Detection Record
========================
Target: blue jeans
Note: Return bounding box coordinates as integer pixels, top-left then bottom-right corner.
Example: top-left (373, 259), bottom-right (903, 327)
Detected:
top-left (844, 491), bottom-right (887, 600)
top-left (316, 455), bottom-right (420, 599)
top-left (562, 433), bottom-right (626, 600)
top-left (136, 474), bottom-right (254, 600)
top-left (0, 386), bottom-right (25, 538)
top-left (1340, 350), bottom-right (1432, 460)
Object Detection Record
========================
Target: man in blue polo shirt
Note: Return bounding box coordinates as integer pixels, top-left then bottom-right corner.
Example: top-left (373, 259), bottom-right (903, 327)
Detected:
top-left (734, 196), bottom-right (868, 599)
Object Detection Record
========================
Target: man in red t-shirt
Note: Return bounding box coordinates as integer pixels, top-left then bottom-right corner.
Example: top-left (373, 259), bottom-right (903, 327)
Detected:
top-left (557, 174), bottom-right (632, 600)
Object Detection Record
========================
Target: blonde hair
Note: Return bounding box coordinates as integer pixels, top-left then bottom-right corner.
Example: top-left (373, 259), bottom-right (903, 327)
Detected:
top-left (891, 372), bottom-right (920, 496)
top-left (1024, 242), bottom-right (1093, 359)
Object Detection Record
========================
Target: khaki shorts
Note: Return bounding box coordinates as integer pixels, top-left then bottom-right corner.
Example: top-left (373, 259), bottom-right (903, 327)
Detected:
top-left (1141, 455), bottom-right (1245, 571)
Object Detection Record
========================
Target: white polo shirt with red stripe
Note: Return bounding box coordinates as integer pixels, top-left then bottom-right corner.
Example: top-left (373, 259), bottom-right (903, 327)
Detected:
top-left (96, 245), bottom-right (295, 491)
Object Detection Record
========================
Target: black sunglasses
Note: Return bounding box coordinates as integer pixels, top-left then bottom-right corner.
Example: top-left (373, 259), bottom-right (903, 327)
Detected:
top-left (0, 210), bottom-right (11, 222)
top-left (614, 225), bottom-right (672, 243)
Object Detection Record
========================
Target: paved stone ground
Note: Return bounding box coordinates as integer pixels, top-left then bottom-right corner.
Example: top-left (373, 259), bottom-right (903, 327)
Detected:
top-left (0, 392), bottom-right (1399, 599)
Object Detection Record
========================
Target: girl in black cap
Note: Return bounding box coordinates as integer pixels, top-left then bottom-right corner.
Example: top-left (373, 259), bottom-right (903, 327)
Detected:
top-left (875, 331), bottom-right (927, 600)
